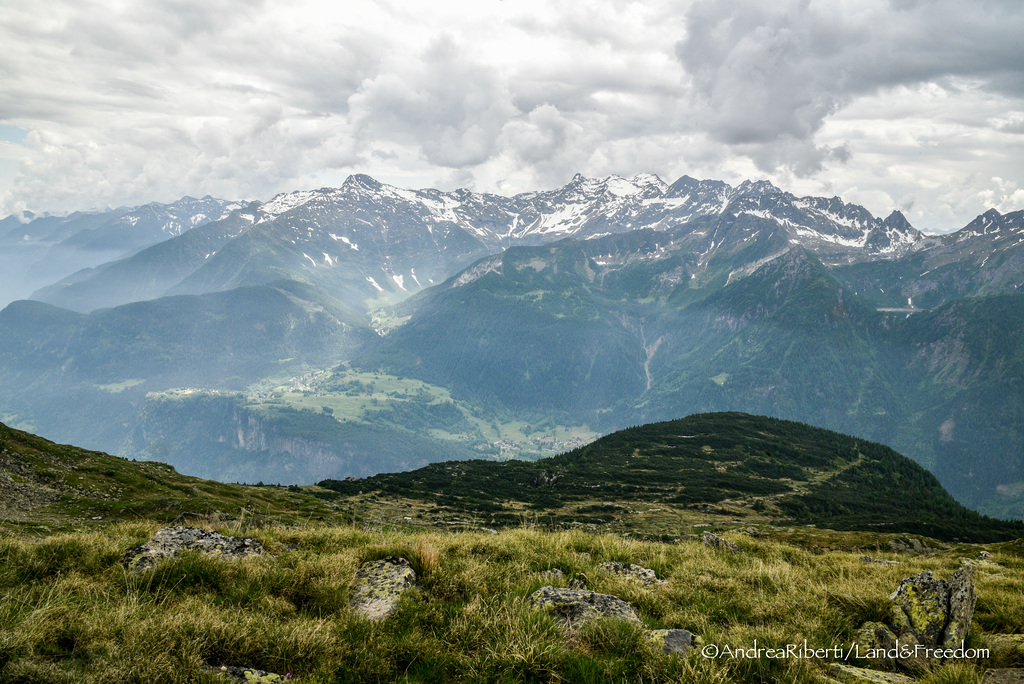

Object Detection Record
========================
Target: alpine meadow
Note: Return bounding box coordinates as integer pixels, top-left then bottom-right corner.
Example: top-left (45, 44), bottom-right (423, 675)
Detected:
top-left (3, 1), bottom-right (1024, 681)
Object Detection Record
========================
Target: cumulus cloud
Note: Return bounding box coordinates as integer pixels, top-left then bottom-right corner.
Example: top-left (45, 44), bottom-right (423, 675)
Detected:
top-left (0, 0), bottom-right (1023, 230)
top-left (675, 0), bottom-right (1024, 176)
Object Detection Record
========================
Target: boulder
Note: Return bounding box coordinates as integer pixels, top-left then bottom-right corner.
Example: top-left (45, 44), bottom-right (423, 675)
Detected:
top-left (122, 526), bottom-right (265, 571)
top-left (647, 628), bottom-right (697, 655)
top-left (597, 561), bottom-right (664, 586)
top-left (854, 566), bottom-right (976, 671)
top-left (988, 634), bottom-right (1024, 651)
top-left (527, 586), bottom-right (641, 628)
top-left (350, 556), bottom-right (417, 620)
top-left (702, 531), bottom-right (743, 554)
top-left (982, 669), bottom-right (1024, 683)
top-left (827, 663), bottom-right (914, 683)
top-left (861, 556), bottom-right (900, 567)
top-left (207, 665), bottom-right (289, 682)
top-left (889, 566), bottom-right (975, 649)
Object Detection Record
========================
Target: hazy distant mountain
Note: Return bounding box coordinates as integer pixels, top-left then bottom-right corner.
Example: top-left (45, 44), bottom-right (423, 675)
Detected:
top-left (0, 196), bottom-right (238, 308)
top-left (0, 173), bottom-right (1021, 520)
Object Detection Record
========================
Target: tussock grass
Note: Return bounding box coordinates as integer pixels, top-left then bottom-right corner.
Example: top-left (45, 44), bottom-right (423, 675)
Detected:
top-left (0, 524), bottom-right (1021, 682)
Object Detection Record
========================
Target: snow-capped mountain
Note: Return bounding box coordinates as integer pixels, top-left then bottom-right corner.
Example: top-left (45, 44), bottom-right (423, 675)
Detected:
top-left (19, 172), bottom-right (1019, 315)
top-left (0, 195), bottom-right (238, 307)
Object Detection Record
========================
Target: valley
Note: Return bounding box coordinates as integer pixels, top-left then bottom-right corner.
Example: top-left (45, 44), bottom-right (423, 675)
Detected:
top-left (0, 173), bottom-right (1022, 520)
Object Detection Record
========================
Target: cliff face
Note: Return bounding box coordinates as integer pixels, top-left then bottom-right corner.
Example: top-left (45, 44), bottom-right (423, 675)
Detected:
top-left (127, 392), bottom-right (454, 484)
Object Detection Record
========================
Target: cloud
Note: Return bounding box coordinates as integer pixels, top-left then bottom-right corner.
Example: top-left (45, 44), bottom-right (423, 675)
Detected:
top-left (0, 0), bottom-right (1022, 231)
top-left (675, 0), bottom-right (1024, 175)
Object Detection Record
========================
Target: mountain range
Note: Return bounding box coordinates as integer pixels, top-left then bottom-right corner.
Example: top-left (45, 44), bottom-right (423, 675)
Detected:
top-left (0, 172), bottom-right (1021, 519)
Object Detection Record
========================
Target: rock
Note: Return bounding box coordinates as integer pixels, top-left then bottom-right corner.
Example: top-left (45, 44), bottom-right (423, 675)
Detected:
top-left (538, 568), bottom-right (566, 580)
top-left (827, 663), bottom-right (915, 683)
top-left (943, 566), bottom-right (976, 647)
top-left (988, 634), bottom-right (1024, 655)
top-left (597, 561), bottom-right (664, 586)
top-left (527, 586), bottom-right (641, 628)
top-left (534, 469), bottom-right (563, 487)
top-left (207, 665), bottom-right (289, 682)
top-left (861, 556), bottom-right (900, 567)
top-left (702, 531), bottom-right (743, 554)
top-left (350, 556), bottom-right (417, 620)
top-left (647, 628), bottom-right (697, 655)
top-left (122, 526), bottom-right (265, 571)
top-left (886, 537), bottom-right (948, 555)
top-left (983, 669), bottom-right (1024, 683)
top-left (989, 634), bottom-right (1024, 648)
top-left (853, 566), bottom-right (977, 671)
top-left (889, 566), bottom-right (975, 649)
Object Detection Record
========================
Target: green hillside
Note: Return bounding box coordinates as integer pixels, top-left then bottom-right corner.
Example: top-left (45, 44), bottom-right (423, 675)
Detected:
top-left (319, 413), bottom-right (1023, 543)
top-left (0, 420), bottom-right (338, 533)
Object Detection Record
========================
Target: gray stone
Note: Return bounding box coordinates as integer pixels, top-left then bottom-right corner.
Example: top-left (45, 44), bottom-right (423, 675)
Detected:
top-left (350, 556), bottom-right (417, 620)
top-left (943, 565), bottom-right (976, 647)
top-left (827, 663), bottom-right (914, 683)
top-left (860, 556), bottom-right (900, 567)
top-left (647, 628), bottom-right (696, 655)
top-left (123, 526), bottom-right (265, 571)
top-left (853, 566), bottom-right (977, 671)
top-left (206, 665), bottom-right (288, 682)
top-left (886, 537), bottom-right (948, 555)
top-left (988, 634), bottom-right (1024, 655)
top-left (702, 531), bottom-right (743, 553)
top-left (889, 566), bottom-right (975, 650)
top-left (983, 669), bottom-right (1024, 684)
top-left (597, 561), bottom-right (664, 586)
top-left (527, 586), bottom-right (641, 628)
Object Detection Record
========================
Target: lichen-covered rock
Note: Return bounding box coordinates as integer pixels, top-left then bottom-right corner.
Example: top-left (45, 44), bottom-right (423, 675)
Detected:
top-left (527, 586), bottom-right (640, 628)
top-left (597, 561), bottom-right (664, 586)
top-left (982, 669), bottom-right (1024, 683)
top-left (350, 556), bottom-right (417, 620)
top-left (853, 566), bottom-right (977, 671)
top-left (647, 628), bottom-right (697, 655)
top-left (854, 621), bottom-right (927, 672)
top-left (207, 665), bottom-right (289, 682)
top-left (889, 566), bottom-right (975, 649)
top-left (987, 634), bottom-right (1024, 659)
top-left (702, 531), bottom-right (743, 554)
top-left (943, 565), bottom-right (976, 647)
top-left (889, 570), bottom-right (950, 647)
top-left (828, 663), bottom-right (914, 683)
top-left (123, 526), bottom-right (265, 571)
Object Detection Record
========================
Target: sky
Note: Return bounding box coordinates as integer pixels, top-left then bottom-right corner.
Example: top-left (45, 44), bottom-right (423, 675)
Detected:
top-left (1, 0), bottom-right (1023, 233)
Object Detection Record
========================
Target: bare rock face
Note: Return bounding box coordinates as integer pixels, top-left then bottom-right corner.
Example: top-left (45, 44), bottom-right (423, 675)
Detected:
top-left (702, 531), bottom-right (743, 554)
top-left (350, 556), bottom-right (417, 620)
top-left (527, 586), bottom-right (641, 628)
top-left (122, 526), bottom-right (265, 571)
top-left (597, 561), bottom-right (664, 586)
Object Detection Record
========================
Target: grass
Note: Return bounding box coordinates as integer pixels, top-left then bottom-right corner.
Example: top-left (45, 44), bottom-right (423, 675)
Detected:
top-left (1, 523), bottom-right (1021, 683)
top-left (241, 367), bottom-right (602, 460)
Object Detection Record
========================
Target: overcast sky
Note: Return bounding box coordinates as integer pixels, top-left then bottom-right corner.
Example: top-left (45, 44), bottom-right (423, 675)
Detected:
top-left (2, 0), bottom-right (1023, 232)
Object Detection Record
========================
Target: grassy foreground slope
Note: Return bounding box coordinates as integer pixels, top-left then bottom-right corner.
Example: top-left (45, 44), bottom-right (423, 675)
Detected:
top-left (1, 417), bottom-right (1024, 682)
top-left (0, 421), bottom-right (339, 533)
top-left (319, 413), bottom-right (1023, 543)
top-left (1, 523), bottom-right (1023, 683)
